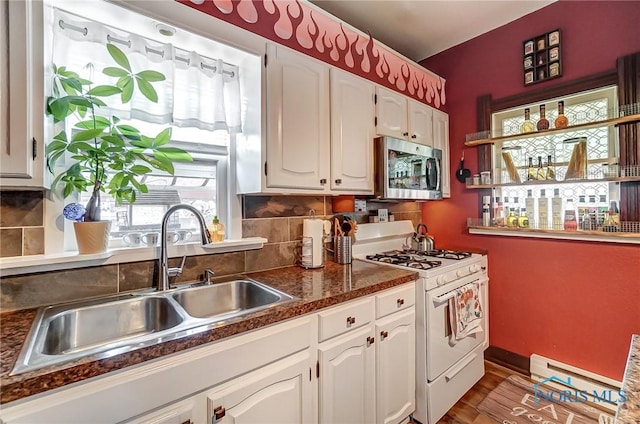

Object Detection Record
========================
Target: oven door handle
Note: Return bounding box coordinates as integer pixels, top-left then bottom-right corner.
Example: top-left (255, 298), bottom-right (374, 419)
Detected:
top-left (432, 278), bottom-right (483, 305)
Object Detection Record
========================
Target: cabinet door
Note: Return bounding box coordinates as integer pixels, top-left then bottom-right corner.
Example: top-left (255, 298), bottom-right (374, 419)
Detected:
top-left (376, 309), bottom-right (415, 424)
top-left (433, 109), bottom-right (451, 198)
top-left (265, 44), bottom-right (330, 191)
top-left (123, 398), bottom-right (198, 424)
top-left (318, 326), bottom-right (375, 424)
top-left (206, 352), bottom-right (313, 424)
top-left (0, 0), bottom-right (44, 185)
top-left (375, 86), bottom-right (407, 139)
top-left (330, 68), bottom-right (375, 193)
top-left (407, 100), bottom-right (434, 146)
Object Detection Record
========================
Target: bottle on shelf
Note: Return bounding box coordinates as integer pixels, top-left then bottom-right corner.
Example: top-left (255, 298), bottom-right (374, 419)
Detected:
top-left (513, 197), bottom-right (520, 216)
top-left (609, 200), bottom-right (621, 227)
top-left (525, 189), bottom-right (536, 228)
top-left (493, 196), bottom-right (505, 227)
top-left (554, 100), bottom-right (569, 129)
top-left (551, 188), bottom-right (563, 229)
top-left (581, 209), bottom-right (594, 231)
top-left (536, 155), bottom-right (546, 180)
top-left (521, 108), bottom-right (535, 133)
top-left (563, 198), bottom-right (578, 231)
top-left (482, 195), bottom-right (491, 227)
top-left (538, 189), bottom-right (549, 229)
top-left (527, 157), bottom-right (536, 181)
top-left (537, 104), bottom-right (550, 131)
top-left (517, 208), bottom-right (529, 228)
top-left (208, 215), bottom-right (225, 242)
top-left (507, 208), bottom-right (518, 228)
top-left (503, 196), bottom-right (510, 225)
top-left (545, 154), bottom-right (555, 180)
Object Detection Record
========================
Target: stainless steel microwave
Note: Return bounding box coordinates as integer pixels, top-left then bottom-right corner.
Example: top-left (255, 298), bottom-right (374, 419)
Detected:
top-left (374, 136), bottom-right (443, 200)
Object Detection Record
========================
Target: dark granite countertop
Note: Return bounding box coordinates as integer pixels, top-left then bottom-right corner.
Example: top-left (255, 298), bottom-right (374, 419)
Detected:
top-left (0, 260), bottom-right (417, 405)
top-left (616, 334), bottom-right (639, 423)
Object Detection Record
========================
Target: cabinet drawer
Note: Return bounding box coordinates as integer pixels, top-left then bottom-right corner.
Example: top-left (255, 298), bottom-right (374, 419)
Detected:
top-left (375, 282), bottom-right (415, 319)
top-left (318, 297), bottom-right (374, 342)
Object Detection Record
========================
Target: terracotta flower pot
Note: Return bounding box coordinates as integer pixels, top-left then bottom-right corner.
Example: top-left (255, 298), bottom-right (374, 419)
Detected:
top-left (73, 221), bottom-right (111, 254)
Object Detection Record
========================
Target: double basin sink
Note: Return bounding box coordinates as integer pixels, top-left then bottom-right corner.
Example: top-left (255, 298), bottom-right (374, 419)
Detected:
top-left (12, 279), bottom-right (296, 375)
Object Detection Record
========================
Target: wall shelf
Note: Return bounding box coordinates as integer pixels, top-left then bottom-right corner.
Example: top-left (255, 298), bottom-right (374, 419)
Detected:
top-left (465, 174), bottom-right (640, 189)
top-left (464, 113), bottom-right (640, 147)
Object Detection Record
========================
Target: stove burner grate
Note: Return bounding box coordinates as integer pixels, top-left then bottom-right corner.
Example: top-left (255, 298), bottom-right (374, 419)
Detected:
top-left (365, 252), bottom-right (443, 269)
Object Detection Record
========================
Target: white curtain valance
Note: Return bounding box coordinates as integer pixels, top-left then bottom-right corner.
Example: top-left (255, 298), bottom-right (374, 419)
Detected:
top-left (52, 9), bottom-right (242, 134)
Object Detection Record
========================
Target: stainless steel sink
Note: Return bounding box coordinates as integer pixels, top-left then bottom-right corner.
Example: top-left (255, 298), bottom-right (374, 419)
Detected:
top-left (172, 280), bottom-right (293, 319)
top-left (12, 279), bottom-right (296, 376)
top-left (41, 296), bottom-right (183, 355)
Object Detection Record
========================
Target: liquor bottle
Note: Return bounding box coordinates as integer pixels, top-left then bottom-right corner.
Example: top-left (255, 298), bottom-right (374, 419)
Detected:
top-left (507, 208), bottom-right (518, 228)
top-left (537, 104), bottom-right (550, 131)
top-left (517, 208), bottom-right (529, 228)
top-left (482, 196), bottom-right (491, 227)
top-left (554, 101), bottom-right (569, 129)
top-left (503, 197), bottom-right (510, 225)
top-left (525, 190), bottom-right (536, 228)
top-left (551, 188), bottom-right (563, 229)
top-left (545, 155), bottom-right (555, 180)
top-left (536, 156), bottom-right (546, 180)
top-left (521, 108), bottom-right (535, 133)
top-left (527, 157), bottom-right (536, 181)
top-left (563, 198), bottom-right (578, 231)
top-left (494, 196), bottom-right (505, 226)
top-left (538, 189), bottom-right (549, 229)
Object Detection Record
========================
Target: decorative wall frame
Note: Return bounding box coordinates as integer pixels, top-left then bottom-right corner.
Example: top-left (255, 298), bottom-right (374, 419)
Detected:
top-left (523, 29), bottom-right (562, 85)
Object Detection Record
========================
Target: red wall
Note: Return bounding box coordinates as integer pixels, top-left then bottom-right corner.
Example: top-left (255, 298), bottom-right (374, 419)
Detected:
top-left (420, 1), bottom-right (640, 380)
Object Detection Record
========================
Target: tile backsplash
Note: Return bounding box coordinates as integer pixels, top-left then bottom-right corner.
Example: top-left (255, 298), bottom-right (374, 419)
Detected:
top-left (0, 192), bottom-right (421, 311)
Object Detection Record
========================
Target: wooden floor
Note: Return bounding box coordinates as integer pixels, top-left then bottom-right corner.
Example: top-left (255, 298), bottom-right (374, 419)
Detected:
top-left (422, 360), bottom-right (522, 424)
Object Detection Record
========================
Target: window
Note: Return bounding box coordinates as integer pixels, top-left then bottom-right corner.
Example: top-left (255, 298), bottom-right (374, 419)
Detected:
top-left (491, 86), bottom-right (619, 229)
top-left (47, 3), bottom-right (246, 249)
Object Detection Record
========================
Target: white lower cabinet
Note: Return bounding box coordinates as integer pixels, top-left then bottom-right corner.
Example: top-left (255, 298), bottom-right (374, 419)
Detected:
top-left (0, 283), bottom-right (416, 424)
top-left (206, 351), bottom-right (313, 424)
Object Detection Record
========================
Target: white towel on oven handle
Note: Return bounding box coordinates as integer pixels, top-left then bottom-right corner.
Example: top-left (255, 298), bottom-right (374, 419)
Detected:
top-left (448, 281), bottom-right (483, 341)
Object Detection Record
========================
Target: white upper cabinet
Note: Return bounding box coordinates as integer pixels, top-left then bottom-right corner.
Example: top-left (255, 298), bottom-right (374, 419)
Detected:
top-left (408, 99), bottom-right (434, 146)
top-left (329, 68), bottom-right (375, 193)
top-left (265, 43), bottom-right (330, 191)
top-left (376, 86), bottom-right (435, 146)
top-left (0, 0), bottom-right (44, 186)
top-left (375, 87), bottom-right (408, 139)
top-left (433, 109), bottom-right (451, 198)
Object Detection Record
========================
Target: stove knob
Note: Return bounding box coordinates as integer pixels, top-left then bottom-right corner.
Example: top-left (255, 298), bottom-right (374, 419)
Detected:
top-left (456, 269), bottom-right (466, 278)
top-left (469, 265), bottom-right (477, 273)
top-left (437, 275), bottom-right (448, 285)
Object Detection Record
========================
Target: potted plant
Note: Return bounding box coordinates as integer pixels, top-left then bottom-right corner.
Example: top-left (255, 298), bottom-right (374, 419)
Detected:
top-left (46, 43), bottom-right (192, 253)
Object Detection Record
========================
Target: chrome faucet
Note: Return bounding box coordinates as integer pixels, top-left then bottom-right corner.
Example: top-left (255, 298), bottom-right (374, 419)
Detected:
top-left (159, 204), bottom-right (212, 291)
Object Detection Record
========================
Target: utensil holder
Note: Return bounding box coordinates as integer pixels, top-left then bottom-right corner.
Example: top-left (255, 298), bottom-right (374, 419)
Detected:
top-left (334, 236), bottom-right (352, 264)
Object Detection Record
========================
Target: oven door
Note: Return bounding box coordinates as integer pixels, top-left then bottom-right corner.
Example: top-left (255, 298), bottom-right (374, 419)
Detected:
top-left (426, 273), bottom-right (488, 381)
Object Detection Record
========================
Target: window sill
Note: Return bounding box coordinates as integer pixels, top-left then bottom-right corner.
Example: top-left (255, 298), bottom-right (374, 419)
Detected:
top-left (0, 237), bottom-right (268, 277)
top-left (468, 226), bottom-right (640, 244)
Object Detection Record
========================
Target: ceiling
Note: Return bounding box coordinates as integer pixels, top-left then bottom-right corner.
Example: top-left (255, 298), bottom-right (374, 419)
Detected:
top-left (309, 0), bottom-right (556, 62)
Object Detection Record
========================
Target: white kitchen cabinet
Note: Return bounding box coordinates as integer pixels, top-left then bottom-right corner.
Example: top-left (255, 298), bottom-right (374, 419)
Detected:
top-left (433, 109), bottom-right (451, 198)
top-left (0, 0), bottom-right (45, 187)
top-left (375, 86), bottom-right (408, 140)
top-left (265, 43), bottom-right (330, 191)
top-left (316, 282), bottom-right (416, 424)
top-left (376, 86), bottom-right (434, 146)
top-left (329, 68), bottom-right (375, 193)
top-left (376, 309), bottom-right (415, 424)
top-left (123, 398), bottom-right (198, 424)
top-left (318, 325), bottom-right (376, 424)
top-left (206, 351), bottom-right (313, 424)
top-left (408, 99), bottom-right (434, 146)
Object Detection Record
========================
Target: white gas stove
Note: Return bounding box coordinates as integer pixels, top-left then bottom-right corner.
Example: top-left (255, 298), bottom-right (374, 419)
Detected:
top-left (353, 220), bottom-right (489, 424)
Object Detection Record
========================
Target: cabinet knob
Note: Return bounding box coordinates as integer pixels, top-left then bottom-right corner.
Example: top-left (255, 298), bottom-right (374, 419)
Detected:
top-left (213, 406), bottom-right (226, 422)
top-left (403, 132), bottom-right (409, 137)
top-left (380, 331), bottom-right (389, 340)
top-left (397, 298), bottom-right (405, 307)
top-left (367, 336), bottom-right (375, 346)
top-left (320, 178), bottom-right (327, 185)
top-left (335, 178), bottom-right (342, 185)
top-left (346, 316), bottom-right (356, 325)
top-left (411, 134), bottom-right (417, 139)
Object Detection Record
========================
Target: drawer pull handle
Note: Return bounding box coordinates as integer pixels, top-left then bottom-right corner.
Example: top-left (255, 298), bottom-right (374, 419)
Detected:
top-left (380, 331), bottom-right (389, 340)
top-left (397, 298), bottom-right (405, 307)
top-left (367, 336), bottom-right (375, 346)
top-left (346, 316), bottom-right (356, 325)
top-left (213, 406), bottom-right (226, 422)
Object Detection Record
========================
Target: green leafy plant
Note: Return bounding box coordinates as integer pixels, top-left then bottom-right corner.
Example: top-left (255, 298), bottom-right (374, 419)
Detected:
top-left (46, 43), bottom-right (192, 221)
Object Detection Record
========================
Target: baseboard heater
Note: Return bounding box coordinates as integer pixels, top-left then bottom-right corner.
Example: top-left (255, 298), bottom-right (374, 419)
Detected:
top-left (530, 354), bottom-right (622, 412)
